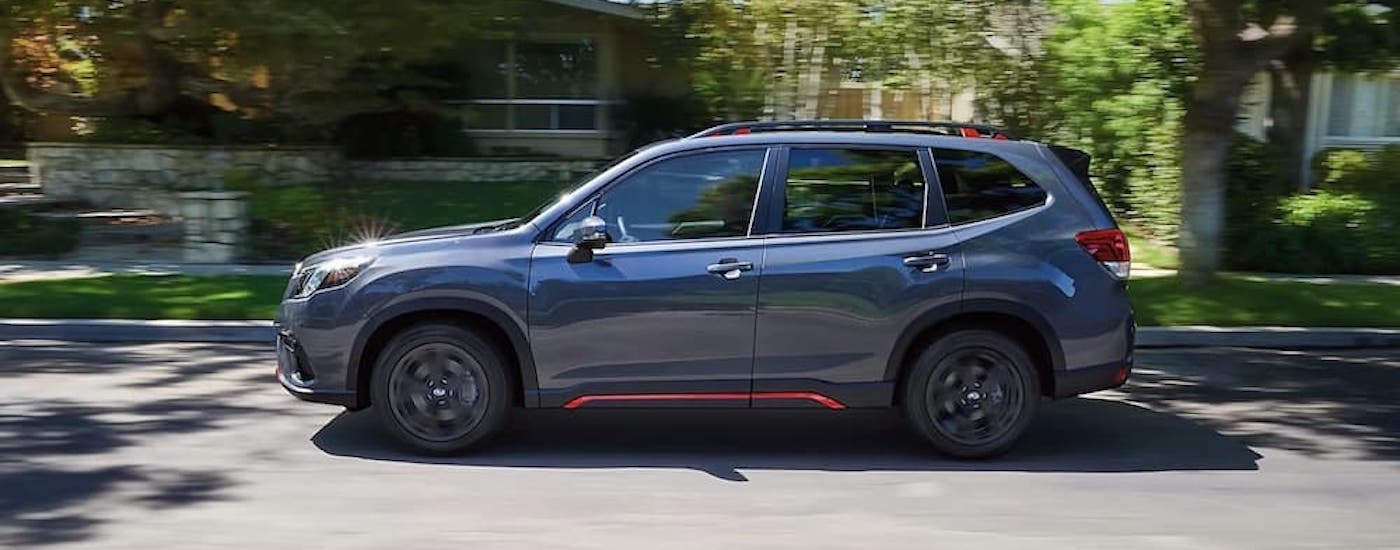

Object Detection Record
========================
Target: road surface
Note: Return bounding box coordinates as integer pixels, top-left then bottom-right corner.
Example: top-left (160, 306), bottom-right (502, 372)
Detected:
top-left (1, 341), bottom-right (1398, 549)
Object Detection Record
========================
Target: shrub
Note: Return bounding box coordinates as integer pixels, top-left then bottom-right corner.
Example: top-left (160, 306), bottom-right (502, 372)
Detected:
top-left (1225, 144), bottom-right (1400, 274)
top-left (1222, 134), bottom-right (1291, 270)
top-left (0, 210), bottom-right (81, 258)
top-left (223, 174), bottom-right (349, 261)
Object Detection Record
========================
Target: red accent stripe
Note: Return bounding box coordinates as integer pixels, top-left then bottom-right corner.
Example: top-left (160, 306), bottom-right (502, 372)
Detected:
top-left (562, 391), bottom-right (847, 410)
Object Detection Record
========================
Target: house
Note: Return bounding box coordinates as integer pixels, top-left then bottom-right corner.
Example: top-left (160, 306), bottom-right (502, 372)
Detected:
top-left (453, 0), bottom-right (686, 158)
top-left (1238, 72), bottom-right (1400, 183)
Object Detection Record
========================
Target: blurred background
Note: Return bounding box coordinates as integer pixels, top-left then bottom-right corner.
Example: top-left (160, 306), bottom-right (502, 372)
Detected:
top-left (0, 0), bottom-right (1398, 322)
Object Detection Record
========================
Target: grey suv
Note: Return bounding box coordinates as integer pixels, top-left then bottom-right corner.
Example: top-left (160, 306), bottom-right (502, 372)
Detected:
top-left (276, 120), bottom-right (1134, 458)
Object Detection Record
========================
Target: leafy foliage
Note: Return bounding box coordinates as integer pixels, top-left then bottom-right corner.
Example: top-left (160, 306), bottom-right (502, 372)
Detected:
top-left (1, 1), bottom-right (515, 143)
top-left (1227, 144), bottom-right (1400, 274)
top-left (1027, 0), bottom-right (1195, 241)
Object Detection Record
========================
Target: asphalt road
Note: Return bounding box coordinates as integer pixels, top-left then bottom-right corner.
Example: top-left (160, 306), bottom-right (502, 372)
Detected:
top-left (1, 342), bottom-right (1398, 549)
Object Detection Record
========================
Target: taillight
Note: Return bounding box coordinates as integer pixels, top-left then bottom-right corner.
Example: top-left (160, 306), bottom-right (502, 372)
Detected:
top-left (1076, 228), bottom-right (1131, 279)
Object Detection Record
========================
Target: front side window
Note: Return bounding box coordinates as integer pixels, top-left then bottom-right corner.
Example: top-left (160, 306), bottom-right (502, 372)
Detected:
top-left (781, 148), bottom-right (925, 234)
top-left (554, 149), bottom-right (766, 243)
top-left (933, 148), bottom-right (1047, 225)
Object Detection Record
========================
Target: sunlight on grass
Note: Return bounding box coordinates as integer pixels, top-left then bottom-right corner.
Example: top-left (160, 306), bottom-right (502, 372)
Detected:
top-left (1130, 275), bottom-right (1400, 327)
top-left (0, 275), bottom-right (284, 319)
top-left (1123, 225), bottom-right (1178, 270)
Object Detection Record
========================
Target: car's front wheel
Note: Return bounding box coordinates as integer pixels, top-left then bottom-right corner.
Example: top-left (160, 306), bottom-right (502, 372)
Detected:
top-left (901, 329), bottom-right (1040, 459)
top-left (370, 322), bottom-right (513, 455)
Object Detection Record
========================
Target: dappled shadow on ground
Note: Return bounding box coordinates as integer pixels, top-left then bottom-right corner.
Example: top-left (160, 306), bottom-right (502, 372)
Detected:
top-left (314, 397), bottom-right (1261, 481)
top-left (1116, 348), bottom-right (1400, 461)
top-left (0, 342), bottom-right (280, 547)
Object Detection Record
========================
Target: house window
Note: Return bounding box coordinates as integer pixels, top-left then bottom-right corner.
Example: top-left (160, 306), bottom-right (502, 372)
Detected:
top-left (1327, 74), bottom-right (1400, 138)
top-left (457, 39), bottom-right (603, 132)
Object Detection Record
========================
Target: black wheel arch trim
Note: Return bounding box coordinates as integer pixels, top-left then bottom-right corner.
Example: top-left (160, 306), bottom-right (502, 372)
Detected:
top-left (883, 298), bottom-right (1065, 382)
top-left (349, 296), bottom-right (540, 409)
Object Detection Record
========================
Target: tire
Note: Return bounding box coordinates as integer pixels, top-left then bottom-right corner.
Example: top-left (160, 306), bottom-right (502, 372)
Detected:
top-left (370, 322), bottom-right (514, 455)
top-left (901, 329), bottom-right (1041, 459)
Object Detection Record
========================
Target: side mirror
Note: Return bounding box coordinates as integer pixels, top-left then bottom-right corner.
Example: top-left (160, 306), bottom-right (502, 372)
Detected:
top-left (568, 215), bottom-right (608, 263)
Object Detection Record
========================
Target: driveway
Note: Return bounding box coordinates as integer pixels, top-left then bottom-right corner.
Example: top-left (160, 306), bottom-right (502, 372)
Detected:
top-left (1, 342), bottom-right (1397, 548)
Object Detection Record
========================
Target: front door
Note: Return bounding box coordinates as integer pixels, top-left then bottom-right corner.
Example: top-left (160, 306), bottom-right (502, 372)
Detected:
top-left (528, 148), bottom-right (772, 408)
top-left (751, 146), bottom-right (965, 407)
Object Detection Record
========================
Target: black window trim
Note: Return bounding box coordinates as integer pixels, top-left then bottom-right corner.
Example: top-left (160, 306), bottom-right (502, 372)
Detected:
top-left (927, 145), bottom-right (1051, 227)
top-left (755, 143), bottom-right (935, 238)
top-left (537, 145), bottom-right (776, 246)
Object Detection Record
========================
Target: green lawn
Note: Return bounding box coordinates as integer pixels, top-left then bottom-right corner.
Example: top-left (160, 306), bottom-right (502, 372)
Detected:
top-left (1123, 225), bottom-right (1178, 270)
top-left (0, 275), bottom-right (284, 320)
top-left (335, 181), bottom-right (570, 232)
top-left (1130, 275), bottom-right (1400, 327)
top-left (3, 272), bottom-right (1398, 326)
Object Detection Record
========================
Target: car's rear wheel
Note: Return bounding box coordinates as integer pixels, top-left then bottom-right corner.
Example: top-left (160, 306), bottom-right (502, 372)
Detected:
top-left (901, 329), bottom-right (1040, 459)
top-left (371, 322), bottom-right (513, 455)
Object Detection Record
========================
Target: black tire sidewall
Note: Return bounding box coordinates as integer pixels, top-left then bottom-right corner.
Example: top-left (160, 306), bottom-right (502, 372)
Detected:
top-left (901, 329), bottom-right (1041, 459)
top-left (370, 322), bottom-right (513, 455)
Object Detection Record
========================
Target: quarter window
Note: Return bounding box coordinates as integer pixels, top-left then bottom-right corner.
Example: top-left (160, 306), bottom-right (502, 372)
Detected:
top-left (556, 150), bottom-right (766, 243)
top-left (780, 148), bottom-right (925, 234)
top-left (933, 148), bottom-right (1047, 225)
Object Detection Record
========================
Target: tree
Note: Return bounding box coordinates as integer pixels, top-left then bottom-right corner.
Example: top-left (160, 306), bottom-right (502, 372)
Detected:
top-left (1178, 1), bottom-right (1326, 281)
top-left (0, 1), bottom-right (514, 137)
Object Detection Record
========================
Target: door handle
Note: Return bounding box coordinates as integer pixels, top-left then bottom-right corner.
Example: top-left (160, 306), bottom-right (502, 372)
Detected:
top-left (707, 258), bottom-right (754, 280)
top-left (903, 252), bottom-right (951, 272)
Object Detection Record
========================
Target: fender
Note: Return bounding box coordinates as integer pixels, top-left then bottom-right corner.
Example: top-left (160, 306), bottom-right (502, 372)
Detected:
top-left (882, 298), bottom-right (1065, 382)
top-left (349, 295), bottom-right (540, 408)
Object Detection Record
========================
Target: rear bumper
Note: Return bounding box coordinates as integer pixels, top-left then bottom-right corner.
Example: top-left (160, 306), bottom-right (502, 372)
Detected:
top-left (1051, 360), bottom-right (1131, 398)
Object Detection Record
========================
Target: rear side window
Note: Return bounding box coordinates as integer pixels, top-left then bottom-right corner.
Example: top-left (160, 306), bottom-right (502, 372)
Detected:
top-left (932, 148), bottom-right (1047, 225)
top-left (781, 148), bottom-right (925, 234)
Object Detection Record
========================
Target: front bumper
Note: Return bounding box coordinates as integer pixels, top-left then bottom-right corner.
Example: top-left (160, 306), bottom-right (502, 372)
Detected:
top-left (276, 329), bottom-right (358, 408)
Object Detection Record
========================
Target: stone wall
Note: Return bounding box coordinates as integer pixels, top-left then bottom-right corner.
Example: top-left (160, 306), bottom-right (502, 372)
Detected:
top-left (180, 192), bottom-right (249, 263)
top-left (347, 158), bottom-right (606, 183)
top-left (28, 143), bottom-right (340, 214)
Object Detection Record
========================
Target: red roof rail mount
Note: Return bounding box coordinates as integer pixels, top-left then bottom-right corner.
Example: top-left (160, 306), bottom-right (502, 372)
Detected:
top-left (689, 119), bottom-right (1017, 140)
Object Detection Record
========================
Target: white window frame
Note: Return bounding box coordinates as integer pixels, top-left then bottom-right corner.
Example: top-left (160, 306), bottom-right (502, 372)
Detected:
top-left (454, 39), bottom-right (611, 134)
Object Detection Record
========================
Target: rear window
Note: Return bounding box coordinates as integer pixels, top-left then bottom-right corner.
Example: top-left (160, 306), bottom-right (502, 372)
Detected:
top-left (932, 148), bottom-right (1047, 225)
top-left (780, 148), bottom-right (925, 234)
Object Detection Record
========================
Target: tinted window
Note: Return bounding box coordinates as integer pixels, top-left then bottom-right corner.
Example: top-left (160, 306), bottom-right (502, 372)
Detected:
top-left (556, 149), bottom-right (766, 243)
top-left (933, 148), bottom-right (1047, 225)
top-left (781, 148), bottom-right (925, 233)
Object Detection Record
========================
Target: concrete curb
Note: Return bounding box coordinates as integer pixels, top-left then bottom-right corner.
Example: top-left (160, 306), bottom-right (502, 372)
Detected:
top-left (2, 319), bottom-right (1399, 349)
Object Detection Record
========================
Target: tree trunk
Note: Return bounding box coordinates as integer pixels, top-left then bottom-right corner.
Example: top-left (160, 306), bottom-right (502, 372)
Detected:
top-left (1265, 48), bottom-right (1315, 189)
top-left (1179, 59), bottom-right (1253, 283)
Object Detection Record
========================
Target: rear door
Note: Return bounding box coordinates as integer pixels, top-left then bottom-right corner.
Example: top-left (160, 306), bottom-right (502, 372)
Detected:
top-left (750, 145), bottom-right (965, 407)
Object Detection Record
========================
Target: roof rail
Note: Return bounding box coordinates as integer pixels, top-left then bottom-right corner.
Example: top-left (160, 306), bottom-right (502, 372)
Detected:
top-left (688, 119), bottom-right (1016, 140)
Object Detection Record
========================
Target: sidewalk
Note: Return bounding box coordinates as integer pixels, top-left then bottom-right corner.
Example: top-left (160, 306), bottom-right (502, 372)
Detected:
top-left (0, 260), bottom-right (292, 283)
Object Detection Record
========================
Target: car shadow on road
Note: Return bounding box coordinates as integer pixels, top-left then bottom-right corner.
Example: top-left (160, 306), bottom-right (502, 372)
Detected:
top-left (312, 397), bottom-right (1261, 481)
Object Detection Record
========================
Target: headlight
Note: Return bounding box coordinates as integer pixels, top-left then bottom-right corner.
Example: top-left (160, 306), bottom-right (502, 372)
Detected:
top-left (292, 256), bottom-right (373, 298)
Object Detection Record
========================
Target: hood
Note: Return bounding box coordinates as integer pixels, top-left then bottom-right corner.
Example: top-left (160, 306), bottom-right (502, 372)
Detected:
top-left (299, 218), bottom-right (518, 266)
